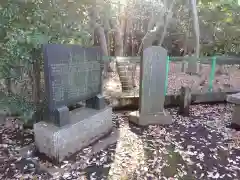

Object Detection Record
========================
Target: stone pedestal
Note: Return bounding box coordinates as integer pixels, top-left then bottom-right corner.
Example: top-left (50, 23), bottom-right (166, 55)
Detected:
top-left (86, 94), bottom-right (106, 110)
top-left (129, 110), bottom-right (172, 126)
top-left (34, 107), bottom-right (112, 162)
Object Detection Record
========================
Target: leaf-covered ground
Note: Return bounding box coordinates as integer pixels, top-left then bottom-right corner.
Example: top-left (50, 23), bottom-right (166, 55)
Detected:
top-left (1, 104), bottom-right (240, 180)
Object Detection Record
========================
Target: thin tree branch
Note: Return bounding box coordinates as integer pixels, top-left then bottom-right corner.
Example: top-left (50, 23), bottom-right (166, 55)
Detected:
top-left (137, 11), bottom-right (164, 55)
top-left (159, 0), bottom-right (176, 46)
top-left (190, 0), bottom-right (200, 58)
top-left (89, 1), bottom-right (108, 57)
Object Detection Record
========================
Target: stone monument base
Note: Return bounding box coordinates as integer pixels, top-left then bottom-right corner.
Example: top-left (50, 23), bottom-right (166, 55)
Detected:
top-left (34, 107), bottom-right (112, 162)
top-left (129, 110), bottom-right (173, 126)
top-left (227, 93), bottom-right (240, 126)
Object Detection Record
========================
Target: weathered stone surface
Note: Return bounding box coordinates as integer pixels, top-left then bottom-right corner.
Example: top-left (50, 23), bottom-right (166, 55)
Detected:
top-left (178, 86), bottom-right (192, 116)
top-left (53, 106), bottom-right (70, 127)
top-left (36, 44), bottom-right (112, 162)
top-left (129, 46), bottom-right (172, 125)
top-left (41, 128), bottom-right (119, 176)
top-left (140, 46), bottom-right (167, 114)
top-left (34, 107), bottom-right (112, 162)
top-left (43, 44), bottom-right (103, 111)
top-left (86, 94), bottom-right (106, 110)
top-left (43, 44), bottom-right (106, 126)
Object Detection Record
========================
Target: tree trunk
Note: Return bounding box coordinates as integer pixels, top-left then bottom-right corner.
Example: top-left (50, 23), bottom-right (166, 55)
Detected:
top-left (190, 0), bottom-right (200, 58)
top-left (89, 2), bottom-right (110, 77)
top-left (31, 49), bottom-right (41, 122)
top-left (114, 28), bottom-right (124, 56)
top-left (159, 1), bottom-right (175, 46)
top-left (123, 18), bottom-right (129, 56)
top-left (114, 7), bottom-right (136, 92)
top-left (131, 32), bottom-right (134, 56)
top-left (95, 26), bottom-right (108, 57)
top-left (182, 11), bottom-right (191, 72)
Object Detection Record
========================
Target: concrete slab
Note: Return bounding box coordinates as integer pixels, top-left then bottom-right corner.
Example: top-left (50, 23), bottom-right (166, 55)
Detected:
top-left (34, 107), bottom-right (112, 162)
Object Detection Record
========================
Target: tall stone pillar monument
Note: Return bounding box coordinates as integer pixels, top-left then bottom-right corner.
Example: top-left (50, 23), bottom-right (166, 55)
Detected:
top-left (129, 46), bottom-right (172, 125)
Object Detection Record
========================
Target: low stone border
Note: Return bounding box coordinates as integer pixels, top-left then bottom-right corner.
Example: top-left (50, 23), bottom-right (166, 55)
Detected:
top-left (112, 90), bottom-right (240, 110)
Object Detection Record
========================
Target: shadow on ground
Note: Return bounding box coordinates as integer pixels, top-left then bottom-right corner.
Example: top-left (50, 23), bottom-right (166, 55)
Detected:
top-left (128, 122), bottom-right (188, 179)
top-left (83, 143), bottom-right (118, 179)
top-left (128, 106), bottom-right (240, 180)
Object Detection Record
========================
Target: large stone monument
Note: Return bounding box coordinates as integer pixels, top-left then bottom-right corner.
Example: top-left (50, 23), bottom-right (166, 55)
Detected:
top-left (129, 46), bottom-right (172, 125)
top-left (34, 44), bottom-right (112, 162)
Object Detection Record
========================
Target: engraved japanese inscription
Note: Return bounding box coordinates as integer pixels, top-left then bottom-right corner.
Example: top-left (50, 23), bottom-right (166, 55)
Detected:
top-left (43, 44), bottom-right (103, 111)
top-left (140, 46), bottom-right (167, 115)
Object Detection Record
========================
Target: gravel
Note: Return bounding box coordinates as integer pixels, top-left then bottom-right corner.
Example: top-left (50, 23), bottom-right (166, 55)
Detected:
top-left (1, 104), bottom-right (240, 180)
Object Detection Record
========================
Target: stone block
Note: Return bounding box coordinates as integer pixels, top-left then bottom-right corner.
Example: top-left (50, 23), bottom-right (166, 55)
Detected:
top-left (129, 110), bottom-right (173, 126)
top-left (136, 46), bottom-right (172, 125)
top-left (178, 86), bottom-right (192, 116)
top-left (231, 105), bottom-right (240, 126)
top-left (54, 106), bottom-right (70, 127)
top-left (34, 107), bottom-right (112, 162)
top-left (86, 94), bottom-right (106, 110)
top-left (227, 93), bottom-right (240, 104)
top-left (43, 44), bottom-right (103, 119)
top-left (140, 46), bottom-right (167, 114)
